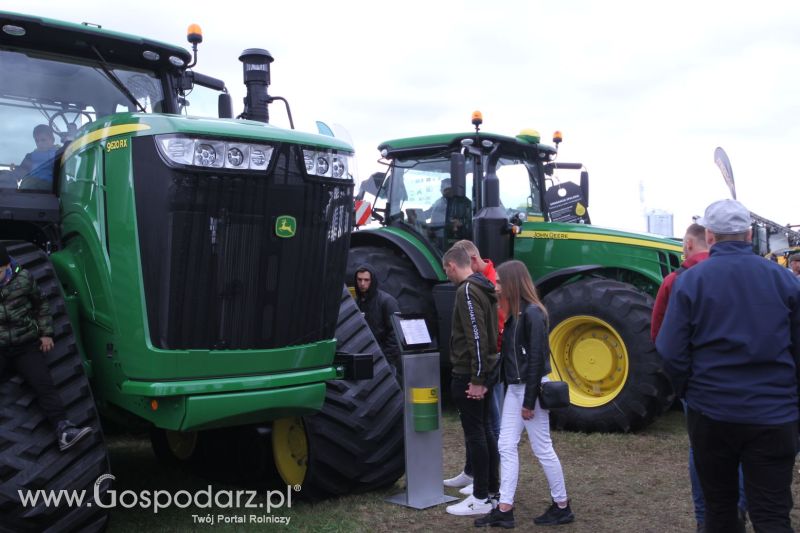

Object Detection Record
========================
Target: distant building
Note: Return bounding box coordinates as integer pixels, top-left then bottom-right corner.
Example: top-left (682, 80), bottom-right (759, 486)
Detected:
top-left (646, 209), bottom-right (674, 237)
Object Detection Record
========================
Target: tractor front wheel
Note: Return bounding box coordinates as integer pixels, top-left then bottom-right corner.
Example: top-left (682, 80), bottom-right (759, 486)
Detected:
top-left (271, 286), bottom-right (404, 499)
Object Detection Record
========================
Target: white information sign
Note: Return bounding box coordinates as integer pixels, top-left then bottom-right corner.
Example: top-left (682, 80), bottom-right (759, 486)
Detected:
top-left (399, 318), bottom-right (431, 345)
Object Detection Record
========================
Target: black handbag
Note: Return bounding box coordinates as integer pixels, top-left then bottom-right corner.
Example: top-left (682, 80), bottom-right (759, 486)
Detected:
top-left (539, 380), bottom-right (570, 409)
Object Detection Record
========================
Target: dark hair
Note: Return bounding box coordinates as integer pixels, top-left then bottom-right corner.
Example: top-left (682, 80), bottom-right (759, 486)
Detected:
top-left (442, 245), bottom-right (470, 268)
top-left (0, 244), bottom-right (9, 265)
top-left (33, 124), bottom-right (54, 139)
top-left (355, 267), bottom-right (371, 276)
top-left (496, 260), bottom-right (546, 319)
top-left (452, 239), bottom-right (479, 257)
top-left (713, 231), bottom-right (750, 242)
top-left (685, 223), bottom-right (706, 244)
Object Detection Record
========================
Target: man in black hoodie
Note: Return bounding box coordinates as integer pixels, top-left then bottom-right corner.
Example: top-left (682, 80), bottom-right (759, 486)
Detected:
top-left (442, 244), bottom-right (499, 517)
top-left (354, 264), bottom-right (401, 377)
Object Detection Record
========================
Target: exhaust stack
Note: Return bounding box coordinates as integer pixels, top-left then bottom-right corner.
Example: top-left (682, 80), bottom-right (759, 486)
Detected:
top-left (239, 48), bottom-right (273, 123)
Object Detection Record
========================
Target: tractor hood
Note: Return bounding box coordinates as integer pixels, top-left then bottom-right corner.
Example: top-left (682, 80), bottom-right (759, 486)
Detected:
top-left (521, 221), bottom-right (683, 254)
top-left (64, 113), bottom-right (353, 160)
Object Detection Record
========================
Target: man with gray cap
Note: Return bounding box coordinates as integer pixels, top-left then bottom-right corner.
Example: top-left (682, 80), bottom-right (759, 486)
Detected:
top-left (657, 199), bottom-right (800, 533)
top-left (789, 252), bottom-right (800, 278)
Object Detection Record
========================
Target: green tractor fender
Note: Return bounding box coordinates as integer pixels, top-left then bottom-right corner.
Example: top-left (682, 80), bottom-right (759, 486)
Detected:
top-left (535, 264), bottom-right (605, 297)
top-left (350, 228), bottom-right (445, 282)
top-left (347, 229), bottom-right (448, 356)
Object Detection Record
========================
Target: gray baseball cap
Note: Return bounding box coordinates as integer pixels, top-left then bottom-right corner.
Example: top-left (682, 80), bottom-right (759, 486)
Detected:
top-left (697, 199), bottom-right (752, 234)
top-left (789, 253), bottom-right (800, 263)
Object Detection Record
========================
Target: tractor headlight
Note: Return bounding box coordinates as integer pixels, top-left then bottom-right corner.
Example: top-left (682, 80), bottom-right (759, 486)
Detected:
top-left (156, 135), bottom-right (273, 171)
top-left (302, 149), bottom-right (353, 180)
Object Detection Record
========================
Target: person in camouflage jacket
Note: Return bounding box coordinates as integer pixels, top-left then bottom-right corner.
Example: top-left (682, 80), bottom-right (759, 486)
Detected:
top-left (0, 257), bottom-right (54, 347)
top-left (0, 244), bottom-right (92, 451)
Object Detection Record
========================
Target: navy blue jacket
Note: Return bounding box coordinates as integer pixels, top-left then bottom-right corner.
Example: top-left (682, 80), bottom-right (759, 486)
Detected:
top-left (656, 240), bottom-right (800, 425)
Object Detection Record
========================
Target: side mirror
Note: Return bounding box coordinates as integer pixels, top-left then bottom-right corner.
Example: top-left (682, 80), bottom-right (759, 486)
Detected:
top-left (218, 93), bottom-right (233, 119)
top-left (580, 170), bottom-right (590, 208)
top-left (450, 153), bottom-right (466, 196)
top-left (372, 172), bottom-right (384, 191)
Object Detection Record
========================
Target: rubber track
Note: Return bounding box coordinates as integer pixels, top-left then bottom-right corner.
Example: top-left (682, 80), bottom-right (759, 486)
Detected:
top-left (0, 241), bottom-right (110, 532)
top-left (298, 286), bottom-right (404, 499)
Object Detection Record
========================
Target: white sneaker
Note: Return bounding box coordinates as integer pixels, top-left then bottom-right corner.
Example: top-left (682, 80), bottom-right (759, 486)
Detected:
top-left (443, 470), bottom-right (473, 488)
top-left (459, 483), bottom-right (473, 495)
top-left (445, 494), bottom-right (494, 516)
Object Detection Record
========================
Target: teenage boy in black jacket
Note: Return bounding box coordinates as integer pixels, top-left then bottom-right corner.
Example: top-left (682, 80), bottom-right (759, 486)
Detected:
top-left (441, 244), bottom-right (499, 517)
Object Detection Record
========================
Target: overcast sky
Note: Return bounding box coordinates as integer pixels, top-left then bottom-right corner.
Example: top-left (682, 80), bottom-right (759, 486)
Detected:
top-left (5, 0), bottom-right (799, 236)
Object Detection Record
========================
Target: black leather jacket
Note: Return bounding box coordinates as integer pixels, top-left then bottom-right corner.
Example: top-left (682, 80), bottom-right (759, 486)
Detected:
top-left (501, 301), bottom-right (552, 409)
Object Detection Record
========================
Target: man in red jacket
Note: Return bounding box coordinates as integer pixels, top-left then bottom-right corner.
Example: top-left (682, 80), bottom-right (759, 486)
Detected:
top-left (651, 223), bottom-right (708, 341)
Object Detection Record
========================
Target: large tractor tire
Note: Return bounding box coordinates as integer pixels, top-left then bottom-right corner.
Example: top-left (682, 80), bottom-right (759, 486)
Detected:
top-left (347, 245), bottom-right (436, 329)
top-left (0, 242), bottom-right (111, 532)
top-left (271, 286), bottom-right (404, 499)
top-left (542, 278), bottom-right (672, 433)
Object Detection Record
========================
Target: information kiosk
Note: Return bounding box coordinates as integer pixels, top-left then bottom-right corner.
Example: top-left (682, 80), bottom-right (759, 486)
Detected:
top-left (386, 313), bottom-right (457, 509)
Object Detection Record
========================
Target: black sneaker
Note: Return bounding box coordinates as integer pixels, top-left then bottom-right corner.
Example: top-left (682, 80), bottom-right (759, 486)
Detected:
top-left (474, 506), bottom-right (515, 528)
top-left (57, 422), bottom-right (92, 451)
top-left (533, 500), bottom-right (574, 526)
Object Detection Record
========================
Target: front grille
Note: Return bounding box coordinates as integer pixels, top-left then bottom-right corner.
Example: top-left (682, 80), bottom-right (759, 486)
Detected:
top-left (132, 137), bottom-right (352, 350)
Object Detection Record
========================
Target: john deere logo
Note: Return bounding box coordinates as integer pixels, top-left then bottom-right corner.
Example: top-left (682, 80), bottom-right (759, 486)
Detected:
top-left (275, 216), bottom-right (297, 238)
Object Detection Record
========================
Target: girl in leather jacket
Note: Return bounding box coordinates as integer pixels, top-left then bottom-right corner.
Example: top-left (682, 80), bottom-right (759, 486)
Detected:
top-left (475, 261), bottom-right (574, 528)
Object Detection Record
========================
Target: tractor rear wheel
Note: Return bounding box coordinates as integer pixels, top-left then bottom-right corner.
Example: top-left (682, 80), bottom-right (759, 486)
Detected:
top-left (0, 241), bottom-right (111, 532)
top-left (542, 277), bottom-right (672, 432)
top-left (271, 286), bottom-right (404, 499)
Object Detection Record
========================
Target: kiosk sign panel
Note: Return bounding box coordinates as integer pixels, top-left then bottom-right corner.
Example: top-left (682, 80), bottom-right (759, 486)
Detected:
top-left (386, 314), bottom-right (456, 509)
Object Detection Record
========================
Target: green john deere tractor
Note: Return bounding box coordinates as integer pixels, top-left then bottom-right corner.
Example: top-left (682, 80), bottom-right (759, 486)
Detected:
top-left (0, 11), bottom-right (401, 531)
top-left (347, 113), bottom-right (684, 433)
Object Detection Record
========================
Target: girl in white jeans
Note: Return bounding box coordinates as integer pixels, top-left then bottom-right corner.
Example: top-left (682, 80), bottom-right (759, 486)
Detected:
top-left (475, 260), bottom-right (574, 528)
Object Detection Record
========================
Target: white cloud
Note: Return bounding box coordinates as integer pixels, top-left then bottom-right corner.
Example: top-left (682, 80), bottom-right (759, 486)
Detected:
top-left (4, 0), bottom-right (799, 234)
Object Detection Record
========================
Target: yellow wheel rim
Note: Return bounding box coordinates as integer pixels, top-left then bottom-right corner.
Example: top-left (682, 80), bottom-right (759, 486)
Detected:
top-left (165, 430), bottom-right (198, 461)
top-left (549, 315), bottom-right (629, 407)
top-left (272, 417), bottom-right (308, 485)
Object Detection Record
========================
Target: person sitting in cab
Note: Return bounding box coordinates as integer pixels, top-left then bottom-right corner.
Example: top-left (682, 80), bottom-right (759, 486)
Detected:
top-left (13, 124), bottom-right (61, 191)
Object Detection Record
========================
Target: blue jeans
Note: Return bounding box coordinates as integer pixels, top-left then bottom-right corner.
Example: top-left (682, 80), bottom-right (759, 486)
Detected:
top-left (683, 401), bottom-right (747, 525)
top-left (490, 380), bottom-right (503, 437)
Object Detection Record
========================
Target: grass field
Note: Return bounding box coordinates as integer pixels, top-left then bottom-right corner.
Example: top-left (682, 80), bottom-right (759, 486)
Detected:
top-left (104, 409), bottom-right (800, 532)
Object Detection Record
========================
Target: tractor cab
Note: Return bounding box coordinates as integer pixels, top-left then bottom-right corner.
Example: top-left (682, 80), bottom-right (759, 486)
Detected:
top-left (369, 113), bottom-right (589, 263)
top-left (348, 116), bottom-right (684, 434)
top-left (0, 14), bottom-right (229, 197)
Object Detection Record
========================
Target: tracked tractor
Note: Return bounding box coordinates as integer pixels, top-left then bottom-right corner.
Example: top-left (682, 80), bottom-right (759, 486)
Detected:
top-left (347, 113), bottom-right (684, 432)
top-left (0, 11), bottom-right (402, 531)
